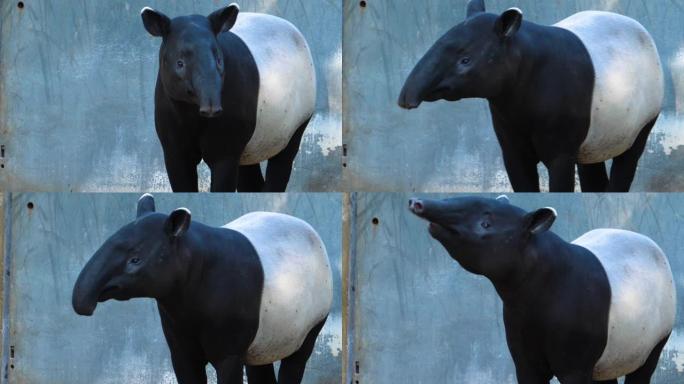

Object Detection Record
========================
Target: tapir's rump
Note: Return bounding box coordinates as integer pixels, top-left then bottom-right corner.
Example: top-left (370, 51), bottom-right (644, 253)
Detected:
top-left (224, 212), bottom-right (333, 365)
top-left (230, 13), bottom-right (316, 165)
top-left (573, 229), bottom-right (676, 380)
top-left (556, 11), bottom-right (664, 164)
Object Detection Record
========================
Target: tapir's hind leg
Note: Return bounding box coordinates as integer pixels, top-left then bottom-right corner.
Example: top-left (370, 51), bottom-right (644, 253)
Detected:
top-left (277, 317), bottom-right (327, 384)
top-left (624, 334), bottom-right (670, 384)
top-left (579, 163), bottom-right (609, 192)
top-left (607, 117), bottom-right (658, 192)
top-left (246, 364), bottom-right (276, 384)
top-left (263, 117), bottom-right (310, 192)
top-left (238, 164), bottom-right (265, 192)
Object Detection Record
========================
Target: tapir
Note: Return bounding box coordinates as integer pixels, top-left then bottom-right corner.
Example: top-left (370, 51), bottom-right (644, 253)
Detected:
top-left (72, 194), bottom-right (333, 384)
top-left (398, 0), bottom-right (664, 192)
top-left (409, 195), bottom-right (676, 384)
top-left (141, 4), bottom-right (316, 192)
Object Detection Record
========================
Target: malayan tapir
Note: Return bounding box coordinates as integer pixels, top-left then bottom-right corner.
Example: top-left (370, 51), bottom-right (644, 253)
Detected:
top-left (409, 195), bottom-right (676, 384)
top-left (72, 194), bottom-right (333, 384)
top-left (141, 4), bottom-right (316, 192)
top-left (398, 0), bottom-right (664, 192)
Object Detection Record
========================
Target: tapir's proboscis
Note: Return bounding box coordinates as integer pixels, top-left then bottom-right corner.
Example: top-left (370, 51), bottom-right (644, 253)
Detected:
top-left (142, 3), bottom-right (316, 192)
top-left (409, 195), bottom-right (676, 384)
top-left (399, 0), bottom-right (664, 192)
top-left (72, 194), bottom-right (333, 384)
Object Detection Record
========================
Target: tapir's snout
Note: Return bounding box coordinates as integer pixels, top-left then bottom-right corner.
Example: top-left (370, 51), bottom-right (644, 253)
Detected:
top-left (73, 301), bottom-right (96, 317)
top-left (409, 198), bottom-right (425, 215)
top-left (409, 197), bottom-right (455, 224)
top-left (72, 279), bottom-right (98, 317)
top-left (398, 86), bottom-right (423, 110)
top-left (199, 105), bottom-right (223, 118)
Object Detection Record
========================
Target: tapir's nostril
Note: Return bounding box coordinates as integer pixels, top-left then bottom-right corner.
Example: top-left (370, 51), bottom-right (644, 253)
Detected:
top-left (409, 199), bottom-right (424, 214)
top-left (199, 107), bottom-right (223, 118)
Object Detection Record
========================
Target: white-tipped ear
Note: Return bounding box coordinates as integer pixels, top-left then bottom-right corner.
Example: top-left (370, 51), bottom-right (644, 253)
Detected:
top-left (466, 0), bottom-right (485, 18)
top-left (165, 208), bottom-right (191, 238)
top-left (141, 7), bottom-right (171, 37)
top-left (526, 207), bottom-right (557, 235)
top-left (208, 3), bottom-right (240, 35)
top-left (496, 7), bottom-right (523, 39)
top-left (137, 193), bottom-right (156, 218)
top-left (496, 195), bottom-right (510, 204)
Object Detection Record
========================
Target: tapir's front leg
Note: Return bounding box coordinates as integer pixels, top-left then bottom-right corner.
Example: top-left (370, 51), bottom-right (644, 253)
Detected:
top-left (496, 140), bottom-right (540, 192)
top-left (214, 356), bottom-right (244, 384)
top-left (163, 150), bottom-right (201, 192)
top-left (207, 156), bottom-right (240, 192)
top-left (158, 307), bottom-right (208, 384)
top-left (490, 118), bottom-right (540, 192)
top-left (545, 154), bottom-right (577, 192)
top-left (555, 371), bottom-right (594, 384)
top-left (508, 344), bottom-right (552, 384)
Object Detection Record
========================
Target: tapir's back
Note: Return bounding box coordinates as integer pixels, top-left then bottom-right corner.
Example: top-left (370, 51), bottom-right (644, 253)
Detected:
top-left (556, 11), bottom-right (664, 164)
top-left (224, 212), bottom-right (332, 365)
top-left (572, 229), bottom-right (675, 380)
top-left (230, 13), bottom-right (317, 165)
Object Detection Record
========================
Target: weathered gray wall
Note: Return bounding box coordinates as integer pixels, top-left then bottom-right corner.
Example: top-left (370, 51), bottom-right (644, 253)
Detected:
top-left (343, 0), bottom-right (684, 192)
top-left (348, 193), bottom-right (684, 384)
top-left (0, 0), bottom-right (341, 192)
top-left (2, 193), bottom-right (342, 383)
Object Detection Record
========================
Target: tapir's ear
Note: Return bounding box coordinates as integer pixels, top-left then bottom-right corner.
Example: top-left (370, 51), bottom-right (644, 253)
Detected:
top-left (208, 3), bottom-right (240, 35)
top-left (466, 0), bottom-right (486, 18)
top-left (137, 193), bottom-right (156, 218)
top-left (165, 208), bottom-right (191, 238)
top-left (524, 207), bottom-right (557, 235)
top-left (496, 195), bottom-right (510, 204)
top-left (495, 8), bottom-right (522, 39)
top-left (141, 7), bottom-right (171, 38)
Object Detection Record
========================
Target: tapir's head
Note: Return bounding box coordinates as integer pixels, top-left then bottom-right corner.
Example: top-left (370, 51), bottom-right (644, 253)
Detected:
top-left (141, 4), bottom-right (241, 117)
top-left (398, 0), bottom-right (524, 109)
top-left (409, 195), bottom-right (556, 279)
top-left (72, 194), bottom-right (193, 316)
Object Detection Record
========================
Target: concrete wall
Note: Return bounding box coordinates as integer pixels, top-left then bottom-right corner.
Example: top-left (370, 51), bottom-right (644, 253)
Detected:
top-left (343, 0), bottom-right (684, 192)
top-left (1, 193), bottom-right (342, 384)
top-left (348, 193), bottom-right (684, 383)
top-left (0, 0), bottom-right (341, 192)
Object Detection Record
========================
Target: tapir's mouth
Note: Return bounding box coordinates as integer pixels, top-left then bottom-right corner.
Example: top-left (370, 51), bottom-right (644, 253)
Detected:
top-left (424, 86), bottom-right (461, 103)
top-left (98, 285), bottom-right (125, 302)
top-left (428, 222), bottom-right (459, 239)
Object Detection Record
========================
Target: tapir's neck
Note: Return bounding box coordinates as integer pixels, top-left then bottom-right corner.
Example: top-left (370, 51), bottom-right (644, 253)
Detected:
top-left (156, 222), bottom-right (261, 316)
top-left (488, 22), bottom-right (572, 108)
top-left (490, 231), bottom-right (575, 304)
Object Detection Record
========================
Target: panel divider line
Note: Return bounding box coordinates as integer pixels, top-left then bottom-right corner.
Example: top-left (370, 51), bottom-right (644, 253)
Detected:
top-left (1, 193), bottom-right (12, 384)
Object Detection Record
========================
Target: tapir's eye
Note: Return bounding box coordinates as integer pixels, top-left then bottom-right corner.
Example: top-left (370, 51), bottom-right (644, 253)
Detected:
top-left (460, 57), bottom-right (471, 65)
top-left (176, 60), bottom-right (185, 69)
top-left (129, 257), bottom-right (142, 265)
top-left (481, 221), bottom-right (491, 229)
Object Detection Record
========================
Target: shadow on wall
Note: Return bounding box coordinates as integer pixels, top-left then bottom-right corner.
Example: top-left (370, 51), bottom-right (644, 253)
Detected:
top-left (343, 0), bottom-right (684, 192)
top-left (0, 0), bottom-right (342, 192)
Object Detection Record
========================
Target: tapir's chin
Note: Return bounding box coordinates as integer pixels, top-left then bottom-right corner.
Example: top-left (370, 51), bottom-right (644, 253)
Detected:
top-left (428, 222), bottom-right (457, 240)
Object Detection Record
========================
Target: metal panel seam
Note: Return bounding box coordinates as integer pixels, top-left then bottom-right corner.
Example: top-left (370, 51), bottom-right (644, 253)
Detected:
top-left (0, 193), bottom-right (12, 384)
